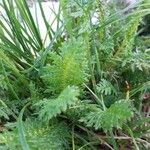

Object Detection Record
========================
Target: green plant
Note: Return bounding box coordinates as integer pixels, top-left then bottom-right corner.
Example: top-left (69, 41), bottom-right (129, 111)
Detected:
top-left (0, 118), bottom-right (71, 150)
top-left (36, 86), bottom-right (80, 122)
top-left (80, 100), bottom-right (133, 131)
top-left (0, 0), bottom-right (150, 149)
top-left (42, 37), bottom-right (89, 94)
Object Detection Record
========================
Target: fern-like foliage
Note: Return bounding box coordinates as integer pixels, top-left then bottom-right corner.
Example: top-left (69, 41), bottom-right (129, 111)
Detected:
top-left (80, 100), bottom-right (133, 131)
top-left (122, 50), bottom-right (150, 71)
top-left (0, 119), bottom-right (70, 150)
top-left (36, 86), bottom-right (80, 122)
top-left (42, 37), bottom-right (89, 94)
top-left (60, 0), bottom-right (93, 36)
top-left (96, 79), bottom-right (117, 96)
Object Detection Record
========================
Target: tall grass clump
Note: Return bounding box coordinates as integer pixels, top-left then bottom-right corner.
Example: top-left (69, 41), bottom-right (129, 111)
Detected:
top-left (0, 0), bottom-right (150, 149)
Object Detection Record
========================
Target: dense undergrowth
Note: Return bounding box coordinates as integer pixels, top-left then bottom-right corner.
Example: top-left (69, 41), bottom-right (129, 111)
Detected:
top-left (0, 0), bottom-right (150, 149)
